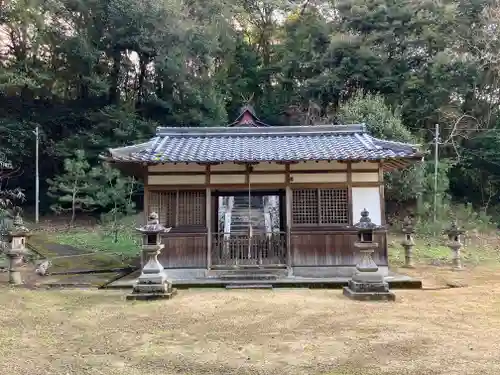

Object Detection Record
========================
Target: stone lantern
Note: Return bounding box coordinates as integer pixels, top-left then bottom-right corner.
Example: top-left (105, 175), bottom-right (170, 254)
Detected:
top-left (445, 220), bottom-right (465, 270)
top-left (126, 212), bottom-right (176, 301)
top-left (401, 215), bottom-right (416, 268)
top-left (343, 208), bottom-right (395, 301)
top-left (4, 207), bottom-right (31, 285)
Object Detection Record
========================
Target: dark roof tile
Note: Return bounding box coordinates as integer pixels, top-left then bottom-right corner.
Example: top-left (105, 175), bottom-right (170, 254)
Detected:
top-left (106, 124), bottom-right (423, 164)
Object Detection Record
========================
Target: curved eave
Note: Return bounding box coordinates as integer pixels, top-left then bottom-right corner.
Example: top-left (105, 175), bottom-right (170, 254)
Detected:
top-left (381, 155), bottom-right (425, 171)
top-left (99, 155), bottom-right (147, 179)
top-left (101, 153), bottom-right (424, 169)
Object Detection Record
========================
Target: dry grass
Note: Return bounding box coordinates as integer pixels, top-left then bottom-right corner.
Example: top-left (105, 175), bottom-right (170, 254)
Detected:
top-left (2, 269), bottom-right (500, 375)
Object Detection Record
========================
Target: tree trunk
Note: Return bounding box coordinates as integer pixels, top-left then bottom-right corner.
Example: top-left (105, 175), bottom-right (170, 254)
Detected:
top-left (71, 198), bottom-right (76, 227)
top-left (71, 183), bottom-right (77, 227)
top-left (137, 55), bottom-right (148, 104)
top-left (109, 50), bottom-right (121, 104)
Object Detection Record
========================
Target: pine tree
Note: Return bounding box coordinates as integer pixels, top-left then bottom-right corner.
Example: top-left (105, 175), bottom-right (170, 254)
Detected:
top-left (47, 150), bottom-right (97, 226)
top-left (90, 163), bottom-right (138, 243)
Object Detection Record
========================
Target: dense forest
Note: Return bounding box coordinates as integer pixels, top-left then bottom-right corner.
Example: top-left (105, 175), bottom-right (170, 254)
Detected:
top-left (1, 0), bottom-right (500, 223)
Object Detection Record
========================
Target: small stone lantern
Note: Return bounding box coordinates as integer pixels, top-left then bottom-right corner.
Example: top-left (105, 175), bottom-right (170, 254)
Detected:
top-left (4, 207), bottom-right (31, 285)
top-left (401, 215), bottom-right (416, 268)
top-left (343, 208), bottom-right (395, 301)
top-left (445, 220), bottom-right (465, 271)
top-left (126, 212), bottom-right (176, 301)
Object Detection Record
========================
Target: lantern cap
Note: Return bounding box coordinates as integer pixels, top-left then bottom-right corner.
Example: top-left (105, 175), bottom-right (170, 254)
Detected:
top-left (444, 220), bottom-right (465, 237)
top-left (8, 207), bottom-right (30, 236)
top-left (402, 215), bottom-right (415, 233)
top-left (136, 212), bottom-right (171, 234)
top-left (353, 208), bottom-right (380, 230)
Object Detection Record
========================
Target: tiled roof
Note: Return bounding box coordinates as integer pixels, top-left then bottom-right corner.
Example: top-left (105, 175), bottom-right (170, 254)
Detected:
top-left (105, 124), bottom-right (423, 164)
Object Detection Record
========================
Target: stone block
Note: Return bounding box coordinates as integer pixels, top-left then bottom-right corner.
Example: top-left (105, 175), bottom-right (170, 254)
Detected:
top-left (348, 280), bottom-right (389, 293)
top-left (136, 273), bottom-right (167, 285)
top-left (126, 289), bottom-right (177, 301)
top-left (343, 286), bottom-right (396, 301)
top-left (132, 281), bottom-right (172, 294)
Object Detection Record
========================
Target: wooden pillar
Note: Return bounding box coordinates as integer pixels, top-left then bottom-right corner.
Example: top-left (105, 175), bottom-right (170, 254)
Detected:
top-left (206, 187), bottom-right (212, 270)
top-left (379, 161), bottom-right (386, 225)
top-left (142, 166), bottom-right (149, 268)
top-left (347, 161), bottom-right (353, 225)
top-left (285, 185), bottom-right (292, 270)
top-left (143, 165), bottom-right (149, 223)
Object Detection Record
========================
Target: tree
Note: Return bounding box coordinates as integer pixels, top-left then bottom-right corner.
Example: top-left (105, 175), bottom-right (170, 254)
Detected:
top-left (337, 92), bottom-right (426, 207)
top-left (47, 150), bottom-right (96, 226)
top-left (90, 163), bottom-right (138, 243)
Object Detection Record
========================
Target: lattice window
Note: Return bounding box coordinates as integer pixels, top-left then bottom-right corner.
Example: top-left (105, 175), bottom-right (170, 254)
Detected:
top-left (148, 190), bottom-right (205, 227)
top-left (292, 189), bottom-right (319, 224)
top-left (319, 188), bottom-right (349, 224)
top-left (178, 190), bottom-right (206, 226)
top-left (292, 188), bottom-right (349, 225)
top-left (148, 191), bottom-right (176, 227)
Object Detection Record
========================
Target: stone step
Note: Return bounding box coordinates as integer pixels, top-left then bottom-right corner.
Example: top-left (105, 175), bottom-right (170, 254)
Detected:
top-left (231, 220), bottom-right (265, 225)
top-left (221, 268), bottom-right (286, 275)
top-left (231, 224), bottom-right (265, 229)
top-left (219, 274), bottom-right (279, 281)
top-left (232, 214), bottom-right (263, 218)
top-left (231, 218), bottom-right (264, 223)
top-left (226, 284), bottom-right (273, 290)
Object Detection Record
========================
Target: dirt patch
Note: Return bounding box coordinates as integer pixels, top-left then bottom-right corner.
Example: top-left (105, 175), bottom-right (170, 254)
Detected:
top-left (1, 280), bottom-right (500, 375)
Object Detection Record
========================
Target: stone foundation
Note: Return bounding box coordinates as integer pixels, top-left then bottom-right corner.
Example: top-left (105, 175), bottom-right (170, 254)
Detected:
top-left (126, 288), bottom-right (178, 301)
top-left (343, 272), bottom-right (396, 301)
top-left (342, 286), bottom-right (395, 301)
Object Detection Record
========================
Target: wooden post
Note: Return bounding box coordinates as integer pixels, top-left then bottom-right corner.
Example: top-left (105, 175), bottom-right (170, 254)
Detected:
top-left (175, 190), bottom-right (180, 227)
top-left (378, 161), bottom-right (386, 225)
top-left (347, 162), bottom-right (353, 225)
top-left (142, 166), bottom-right (149, 268)
top-left (285, 186), bottom-right (292, 271)
top-left (206, 187), bottom-right (212, 270)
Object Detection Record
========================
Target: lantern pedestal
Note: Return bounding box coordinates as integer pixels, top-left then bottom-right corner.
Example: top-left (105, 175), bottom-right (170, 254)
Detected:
top-left (445, 221), bottom-right (465, 271)
top-left (343, 243), bottom-right (395, 302)
top-left (446, 240), bottom-right (463, 271)
top-left (4, 208), bottom-right (31, 285)
top-left (401, 216), bottom-right (416, 268)
top-left (5, 248), bottom-right (29, 285)
top-left (126, 245), bottom-right (177, 301)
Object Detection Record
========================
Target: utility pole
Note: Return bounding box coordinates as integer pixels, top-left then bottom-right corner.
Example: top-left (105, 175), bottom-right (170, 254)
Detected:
top-left (35, 125), bottom-right (39, 224)
top-left (433, 123), bottom-right (439, 223)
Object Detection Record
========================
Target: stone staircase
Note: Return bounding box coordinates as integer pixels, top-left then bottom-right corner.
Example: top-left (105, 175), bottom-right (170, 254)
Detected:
top-left (208, 267), bottom-right (288, 289)
top-left (214, 195), bottom-right (284, 289)
top-left (230, 195), bottom-right (266, 233)
top-left (218, 267), bottom-right (287, 281)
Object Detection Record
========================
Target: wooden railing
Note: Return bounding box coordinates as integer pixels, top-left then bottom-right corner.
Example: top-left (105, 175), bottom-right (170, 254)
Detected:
top-left (211, 232), bottom-right (287, 266)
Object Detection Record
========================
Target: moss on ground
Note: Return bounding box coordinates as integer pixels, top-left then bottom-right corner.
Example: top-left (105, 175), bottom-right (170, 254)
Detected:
top-left (28, 232), bottom-right (137, 272)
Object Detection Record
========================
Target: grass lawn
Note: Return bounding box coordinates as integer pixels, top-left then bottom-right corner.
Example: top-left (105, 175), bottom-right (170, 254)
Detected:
top-left (27, 215), bottom-right (141, 256)
top-left (52, 229), bottom-right (140, 256)
top-left (2, 266), bottom-right (500, 375)
top-left (3, 218), bottom-right (500, 374)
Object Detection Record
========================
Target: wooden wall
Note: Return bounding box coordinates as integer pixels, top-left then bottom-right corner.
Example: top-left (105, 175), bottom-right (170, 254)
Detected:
top-left (146, 160), bottom-right (381, 189)
top-left (290, 229), bottom-right (387, 266)
top-left (158, 232), bottom-right (207, 268)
